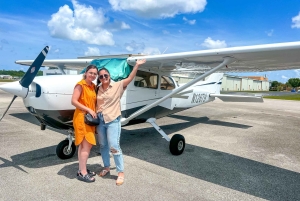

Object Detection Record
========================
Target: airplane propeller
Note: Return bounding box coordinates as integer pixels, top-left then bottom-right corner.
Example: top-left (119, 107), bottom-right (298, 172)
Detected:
top-left (0, 46), bottom-right (49, 121)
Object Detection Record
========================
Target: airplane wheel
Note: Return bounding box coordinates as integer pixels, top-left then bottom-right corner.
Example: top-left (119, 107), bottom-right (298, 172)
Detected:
top-left (169, 134), bottom-right (185, 155)
top-left (56, 139), bottom-right (76, 159)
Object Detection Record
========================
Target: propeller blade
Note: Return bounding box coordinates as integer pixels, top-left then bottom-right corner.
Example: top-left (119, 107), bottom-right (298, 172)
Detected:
top-left (19, 46), bottom-right (49, 88)
top-left (0, 95), bottom-right (17, 121)
top-left (0, 46), bottom-right (49, 122)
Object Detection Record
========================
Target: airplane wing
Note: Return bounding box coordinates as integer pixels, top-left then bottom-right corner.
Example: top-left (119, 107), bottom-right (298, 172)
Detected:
top-left (16, 41), bottom-right (300, 72)
top-left (15, 59), bottom-right (93, 70)
top-left (15, 42), bottom-right (300, 125)
top-left (15, 54), bottom-right (141, 70)
top-left (127, 41), bottom-right (300, 72)
top-left (120, 41), bottom-right (300, 125)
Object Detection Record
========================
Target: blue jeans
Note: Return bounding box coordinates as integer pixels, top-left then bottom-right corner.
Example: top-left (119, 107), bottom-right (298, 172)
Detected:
top-left (96, 113), bottom-right (124, 173)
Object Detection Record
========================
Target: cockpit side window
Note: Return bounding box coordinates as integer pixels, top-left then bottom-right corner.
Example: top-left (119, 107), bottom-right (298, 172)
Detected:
top-left (134, 71), bottom-right (158, 89)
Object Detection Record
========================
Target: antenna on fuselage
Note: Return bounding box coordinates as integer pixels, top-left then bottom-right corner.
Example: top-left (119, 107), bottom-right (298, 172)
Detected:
top-left (162, 47), bottom-right (168, 54)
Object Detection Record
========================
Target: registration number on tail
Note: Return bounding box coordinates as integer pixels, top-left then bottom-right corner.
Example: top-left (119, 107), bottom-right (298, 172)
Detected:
top-left (191, 93), bottom-right (208, 104)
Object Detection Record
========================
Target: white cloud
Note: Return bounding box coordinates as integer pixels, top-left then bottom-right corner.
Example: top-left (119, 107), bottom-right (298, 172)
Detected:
top-left (108, 0), bottom-right (207, 18)
top-left (294, 69), bottom-right (300, 77)
top-left (282, 75), bottom-right (288, 79)
top-left (124, 41), bottom-right (145, 52)
top-left (266, 29), bottom-right (274, 36)
top-left (47, 0), bottom-right (114, 45)
top-left (121, 22), bottom-right (130, 29)
top-left (126, 46), bottom-right (134, 52)
top-left (201, 37), bottom-right (227, 49)
top-left (84, 47), bottom-right (100, 56)
top-left (54, 49), bottom-right (60, 53)
top-left (183, 17), bottom-right (196, 25)
top-left (108, 20), bottom-right (130, 31)
top-left (141, 47), bottom-right (161, 55)
top-left (292, 12), bottom-right (300, 28)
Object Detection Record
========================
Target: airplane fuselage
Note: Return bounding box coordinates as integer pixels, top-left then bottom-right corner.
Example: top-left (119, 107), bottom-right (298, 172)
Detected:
top-left (23, 70), bottom-right (220, 130)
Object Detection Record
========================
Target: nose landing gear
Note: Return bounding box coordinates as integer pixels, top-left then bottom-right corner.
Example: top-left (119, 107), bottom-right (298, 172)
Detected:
top-left (56, 129), bottom-right (76, 159)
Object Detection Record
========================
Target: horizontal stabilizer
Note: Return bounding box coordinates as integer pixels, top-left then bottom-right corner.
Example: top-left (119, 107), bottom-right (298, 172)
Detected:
top-left (210, 94), bottom-right (263, 102)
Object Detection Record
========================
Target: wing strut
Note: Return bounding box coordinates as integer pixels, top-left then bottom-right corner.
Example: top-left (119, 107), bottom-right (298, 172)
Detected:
top-left (121, 56), bottom-right (236, 125)
top-left (57, 66), bottom-right (66, 75)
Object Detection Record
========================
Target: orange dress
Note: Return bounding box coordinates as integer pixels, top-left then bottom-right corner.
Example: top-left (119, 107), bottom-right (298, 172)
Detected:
top-left (73, 79), bottom-right (97, 146)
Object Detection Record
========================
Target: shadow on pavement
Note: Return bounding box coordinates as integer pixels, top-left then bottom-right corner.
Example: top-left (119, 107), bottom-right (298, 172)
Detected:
top-left (3, 112), bottom-right (300, 200)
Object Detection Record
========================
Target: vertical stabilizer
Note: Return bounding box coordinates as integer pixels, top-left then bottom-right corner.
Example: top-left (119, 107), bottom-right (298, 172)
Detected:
top-left (195, 73), bottom-right (224, 94)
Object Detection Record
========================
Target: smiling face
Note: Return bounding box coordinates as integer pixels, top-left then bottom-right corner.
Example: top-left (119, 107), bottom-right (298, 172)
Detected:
top-left (98, 69), bottom-right (110, 85)
top-left (85, 68), bottom-right (98, 83)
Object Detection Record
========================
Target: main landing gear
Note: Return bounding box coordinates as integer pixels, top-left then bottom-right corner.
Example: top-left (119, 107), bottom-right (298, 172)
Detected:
top-left (147, 118), bottom-right (185, 155)
top-left (56, 129), bottom-right (76, 159)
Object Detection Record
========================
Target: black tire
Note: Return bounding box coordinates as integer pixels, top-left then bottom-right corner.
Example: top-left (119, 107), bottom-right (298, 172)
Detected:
top-left (169, 134), bottom-right (185, 155)
top-left (56, 139), bottom-right (76, 159)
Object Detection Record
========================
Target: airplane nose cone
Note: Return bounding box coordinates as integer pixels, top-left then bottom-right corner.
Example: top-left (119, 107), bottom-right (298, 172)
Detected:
top-left (0, 81), bottom-right (28, 98)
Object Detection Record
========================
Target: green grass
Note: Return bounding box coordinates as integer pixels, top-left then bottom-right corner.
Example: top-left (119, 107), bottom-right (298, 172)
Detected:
top-left (0, 79), bottom-right (15, 82)
top-left (264, 94), bottom-right (300, 101)
top-left (221, 91), bottom-right (270, 93)
top-left (239, 91), bottom-right (270, 93)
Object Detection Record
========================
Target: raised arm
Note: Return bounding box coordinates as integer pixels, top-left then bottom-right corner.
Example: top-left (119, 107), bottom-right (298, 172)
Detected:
top-left (123, 59), bottom-right (146, 87)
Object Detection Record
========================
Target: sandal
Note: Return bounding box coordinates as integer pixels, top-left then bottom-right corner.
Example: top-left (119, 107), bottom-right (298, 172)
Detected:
top-left (77, 172), bottom-right (95, 183)
top-left (87, 169), bottom-right (96, 176)
top-left (77, 169), bottom-right (96, 177)
top-left (116, 176), bottom-right (124, 186)
top-left (98, 169), bottom-right (110, 177)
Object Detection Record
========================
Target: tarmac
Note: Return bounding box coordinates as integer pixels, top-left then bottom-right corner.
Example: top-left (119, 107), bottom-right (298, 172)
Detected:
top-left (1, 86), bottom-right (300, 201)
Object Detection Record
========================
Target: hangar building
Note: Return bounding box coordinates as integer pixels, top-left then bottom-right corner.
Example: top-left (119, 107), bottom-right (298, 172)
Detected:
top-left (221, 75), bottom-right (270, 91)
top-left (173, 74), bottom-right (270, 91)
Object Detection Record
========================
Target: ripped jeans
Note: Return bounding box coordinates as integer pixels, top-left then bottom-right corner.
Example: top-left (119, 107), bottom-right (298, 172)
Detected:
top-left (97, 113), bottom-right (124, 173)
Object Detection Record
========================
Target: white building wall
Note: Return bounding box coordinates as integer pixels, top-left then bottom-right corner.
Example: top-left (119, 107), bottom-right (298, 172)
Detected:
top-left (174, 74), bottom-right (269, 91)
top-left (247, 79), bottom-right (254, 90)
top-left (234, 79), bottom-right (241, 91)
top-left (221, 76), bottom-right (227, 91)
top-left (226, 77), bottom-right (235, 91)
top-left (261, 81), bottom-right (269, 91)
top-left (241, 78), bottom-right (248, 91)
top-left (253, 81), bottom-right (261, 90)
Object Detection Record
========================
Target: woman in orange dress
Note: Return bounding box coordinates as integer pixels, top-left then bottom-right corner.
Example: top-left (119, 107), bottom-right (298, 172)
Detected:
top-left (71, 65), bottom-right (98, 183)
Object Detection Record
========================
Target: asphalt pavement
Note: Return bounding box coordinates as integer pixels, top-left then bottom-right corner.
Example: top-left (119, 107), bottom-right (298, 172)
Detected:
top-left (1, 87), bottom-right (300, 201)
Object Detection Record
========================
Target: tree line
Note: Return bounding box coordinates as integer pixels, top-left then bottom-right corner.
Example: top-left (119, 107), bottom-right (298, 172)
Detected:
top-left (271, 78), bottom-right (300, 91)
top-left (0, 70), bottom-right (43, 77)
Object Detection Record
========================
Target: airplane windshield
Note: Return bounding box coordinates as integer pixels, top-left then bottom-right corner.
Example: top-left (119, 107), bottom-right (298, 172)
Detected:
top-left (161, 76), bottom-right (175, 90)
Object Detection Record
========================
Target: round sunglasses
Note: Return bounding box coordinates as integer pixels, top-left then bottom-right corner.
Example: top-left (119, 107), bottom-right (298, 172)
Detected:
top-left (99, 74), bottom-right (109, 79)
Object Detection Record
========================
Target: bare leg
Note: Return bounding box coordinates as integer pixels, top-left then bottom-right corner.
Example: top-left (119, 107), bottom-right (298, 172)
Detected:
top-left (78, 138), bottom-right (92, 175)
top-left (118, 172), bottom-right (124, 178)
top-left (78, 144), bottom-right (82, 171)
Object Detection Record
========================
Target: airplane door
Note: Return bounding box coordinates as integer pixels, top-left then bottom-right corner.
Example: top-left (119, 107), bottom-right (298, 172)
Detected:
top-left (155, 75), bottom-right (177, 119)
top-left (125, 70), bottom-right (159, 120)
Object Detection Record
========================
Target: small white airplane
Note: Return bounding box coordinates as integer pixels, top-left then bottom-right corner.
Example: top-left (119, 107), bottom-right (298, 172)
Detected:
top-left (1, 42), bottom-right (300, 159)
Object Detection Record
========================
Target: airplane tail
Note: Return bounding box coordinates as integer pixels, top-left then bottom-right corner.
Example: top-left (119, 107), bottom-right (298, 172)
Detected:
top-left (195, 73), bottom-right (223, 94)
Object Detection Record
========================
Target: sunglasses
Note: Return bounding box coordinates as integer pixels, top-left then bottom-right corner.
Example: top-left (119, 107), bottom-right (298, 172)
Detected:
top-left (99, 74), bottom-right (109, 79)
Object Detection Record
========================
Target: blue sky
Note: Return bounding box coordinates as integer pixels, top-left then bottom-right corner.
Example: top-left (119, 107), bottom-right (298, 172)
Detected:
top-left (1, 0), bottom-right (300, 82)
